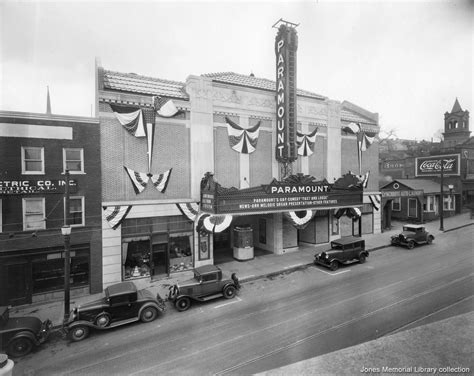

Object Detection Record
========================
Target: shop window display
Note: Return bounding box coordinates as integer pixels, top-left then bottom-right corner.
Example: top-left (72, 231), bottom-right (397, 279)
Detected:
top-left (169, 234), bottom-right (193, 273)
top-left (123, 240), bottom-right (151, 280)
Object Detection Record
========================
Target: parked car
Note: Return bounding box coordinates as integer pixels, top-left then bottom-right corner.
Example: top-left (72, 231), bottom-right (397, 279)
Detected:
top-left (0, 306), bottom-right (52, 358)
top-left (391, 224), bottom-right (434, 249)
top-left (314, 236), bottom-right (368, 271)
top-left (168, 265), bottom-right (240, 311)
top-left (64, 281), bottom-right (165, 342)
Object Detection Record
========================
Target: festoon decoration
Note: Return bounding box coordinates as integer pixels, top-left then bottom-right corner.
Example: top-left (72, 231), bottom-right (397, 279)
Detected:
top-left (284, 210), bottom-right (317, 229)
top-left (176, 202), bottom-right (233, 234)
top-left (342, 122), bottom-right (376, 175)
top-left (225, 116), bottom-right (261, 154)
top-left (110, 95), bottom-right (180, 194)
top-left (103, 205), bottom-right (132, 230)
top-left (296, 128), bottom-right (318, 157)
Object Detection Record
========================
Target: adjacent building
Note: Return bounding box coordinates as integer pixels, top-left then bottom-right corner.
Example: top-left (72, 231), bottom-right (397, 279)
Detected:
top-left (0, 111), bottom-right (102, 306)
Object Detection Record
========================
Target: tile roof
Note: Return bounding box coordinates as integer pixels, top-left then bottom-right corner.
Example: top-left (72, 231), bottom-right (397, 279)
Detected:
top-left (103, 70), bottom-right (189, 100)
top-left (202, 72), bottom-right (326, 100)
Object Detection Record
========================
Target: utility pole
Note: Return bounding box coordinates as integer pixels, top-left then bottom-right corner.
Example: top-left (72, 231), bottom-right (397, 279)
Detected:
top-left (62, 170), bottom-right (71, 322)
top-left (439, 159), bottom-right (444, 231)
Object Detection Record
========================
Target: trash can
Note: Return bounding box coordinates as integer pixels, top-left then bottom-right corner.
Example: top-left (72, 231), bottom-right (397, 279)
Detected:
top-left (233, 225), bottom-right (254, 261)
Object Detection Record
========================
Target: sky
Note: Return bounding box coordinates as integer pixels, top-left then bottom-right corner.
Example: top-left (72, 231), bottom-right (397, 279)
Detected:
top-left (0, 0), bottom-right (472, 141)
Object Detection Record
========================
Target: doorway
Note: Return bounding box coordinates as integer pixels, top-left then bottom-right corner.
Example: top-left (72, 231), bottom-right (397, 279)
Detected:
top-left (6, 261), bottom-right (31, 305)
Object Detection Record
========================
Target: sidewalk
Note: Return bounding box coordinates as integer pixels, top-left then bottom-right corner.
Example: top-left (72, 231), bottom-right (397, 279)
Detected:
top-left (10, 212), bottom-right (473, 329)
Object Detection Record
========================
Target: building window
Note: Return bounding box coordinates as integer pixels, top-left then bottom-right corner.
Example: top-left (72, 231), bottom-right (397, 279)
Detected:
top-left (169, 234), bottom-right (193, 273)
top-left (424, 196), bottom-right (435, 212)
top-left (123, 238), bottom-right (151, 280)
top-left (22, 146), bottom-right (44, 174)
top-left (443, 194), bottom-right (455, 211)
top-left (453, 121), bottom-right (458, 129)
top-left (63, 148), bottom-right (84, 173)
top-left (66, 197), bottom-right (85, 226)
top-left (32, 248), bottom-right (89, 293)
top-left (392, 197), bottom-right (401, 211)
top-left (23, 197), bottom-right (46, 230)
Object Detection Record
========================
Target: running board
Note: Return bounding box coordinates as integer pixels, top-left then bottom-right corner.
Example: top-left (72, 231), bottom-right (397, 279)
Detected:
top-left (198, 293), bottom-right (224, 302)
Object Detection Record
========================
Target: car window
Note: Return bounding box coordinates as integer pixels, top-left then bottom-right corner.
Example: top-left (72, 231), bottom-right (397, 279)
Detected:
top-left (202, 274), bottom-right (217, 282)
top-left (331, 243), bottom-right (343, 250)
top-left (110, 294), bottom-right (130, 305)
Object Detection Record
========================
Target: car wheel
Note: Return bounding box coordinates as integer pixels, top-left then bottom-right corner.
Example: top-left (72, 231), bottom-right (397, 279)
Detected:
top-left (175, 297), bottom-right (191, 312)
top-left (95, 313), bottom-right (111, 327)
top-left (427, 236), bottom-right (433, 245)
top-left (223, 285), bottom-right (236, 299)
top-left (7, 337), bottom-right (34, 358)
top-left (69, 325), bottom-right (90, 342)
top-left (359, 254), bottom-right (366, 264)
top-left (407, 240), bottom-right (415, 249)
top-left (140, 306), bottom-right (159, 323)
top-left (329, 261), bottom-right (339, 271)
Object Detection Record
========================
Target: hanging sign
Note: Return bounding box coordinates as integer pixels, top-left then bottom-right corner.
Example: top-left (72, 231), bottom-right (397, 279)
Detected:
top-left (275, 24), bottom-right (298, 163)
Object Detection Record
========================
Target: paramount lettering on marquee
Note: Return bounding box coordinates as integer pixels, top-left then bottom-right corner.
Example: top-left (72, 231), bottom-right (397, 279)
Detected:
top-left (415, 154), bottom-right (460, 177)
top-left (275, 24), bottom-right (298, 163)
top-left (0, 179), bottom-right (77, 195)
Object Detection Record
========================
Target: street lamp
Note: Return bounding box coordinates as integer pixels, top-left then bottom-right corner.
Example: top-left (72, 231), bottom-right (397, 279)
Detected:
top-left (62, 225), bottom-right (71, 322)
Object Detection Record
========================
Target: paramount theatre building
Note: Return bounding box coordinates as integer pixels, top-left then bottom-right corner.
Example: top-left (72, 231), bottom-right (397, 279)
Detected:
top-left (97, 23), bottom-right (381, 287)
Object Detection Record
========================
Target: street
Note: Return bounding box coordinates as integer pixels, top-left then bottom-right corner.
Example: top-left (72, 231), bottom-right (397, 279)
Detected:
top-left (15, 226), bottom-right (473, 376)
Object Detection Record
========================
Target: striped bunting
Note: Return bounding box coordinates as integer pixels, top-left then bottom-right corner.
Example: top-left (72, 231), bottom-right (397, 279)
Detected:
top-left (284, 210), bottom-right (316, 229)
top-left (103, 206), bottom-right (132, 230)
top-left (150, 168), bottom-right (172, 193)
top-left (110, 104), bottom-right (146, 137)
top-left (154, 96), bottom-right (180, 118)
top-left (197, 214), bottom-right (233, 234)
top-left (357, 171), bottom-right (370, 189)
top-left (368, 194), bottom-right (381, 211)
top-left (335, 207), bottom-right (362, 219)
top-left (296, 128), bottom-right (318, 157)
top-left (225, 116), bottom-right (261, 154)
top-left (342, 122), bottom-right (376, 174)
top-left (176, 202), bottom-right (200, 221)
top-left (124, 166), bottom-right (172, 194)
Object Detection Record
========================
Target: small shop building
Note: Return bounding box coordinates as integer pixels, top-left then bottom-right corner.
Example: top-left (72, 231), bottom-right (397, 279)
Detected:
top-left (380, 179), bottom-right (457, 230)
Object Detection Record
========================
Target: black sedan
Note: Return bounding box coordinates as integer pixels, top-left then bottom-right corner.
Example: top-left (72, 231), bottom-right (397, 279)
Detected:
top-left (64, 281), bottom-right (165, 342)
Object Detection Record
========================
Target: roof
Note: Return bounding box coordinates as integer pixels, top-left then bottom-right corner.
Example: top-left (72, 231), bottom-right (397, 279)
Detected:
top-left (402, 224), bottom-right (425, 229)
top-left (103, 70), bottom-right (189, 100)
top-left (105, 282), bottom-right (137, 297)
top-left (201, 72), bottom-right (326, 100)
top-left (331, 236), bottom-right (365, 245)
top-left (382, 179), bottom-right (450, 194)
top-left (451, 98), bottom-right (463, 113)
top-left (195, 264), bottom-right (221, 275)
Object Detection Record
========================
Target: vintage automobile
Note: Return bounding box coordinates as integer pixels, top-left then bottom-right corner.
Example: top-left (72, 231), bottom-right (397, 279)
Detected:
top-left (64, 281), bottom-right (165, 342)
top-left (168, 265), bottom-right (240, 311)
top-left (391, 224), bottom-right (434, 249)
top-left (314, 236), bottom-right (368, 271)
top-left (0, 306), bottom-right (52, 358)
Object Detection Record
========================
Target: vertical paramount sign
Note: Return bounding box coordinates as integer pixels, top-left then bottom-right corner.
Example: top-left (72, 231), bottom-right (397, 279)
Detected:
top-left (275, 24), bottom-right (298, 163)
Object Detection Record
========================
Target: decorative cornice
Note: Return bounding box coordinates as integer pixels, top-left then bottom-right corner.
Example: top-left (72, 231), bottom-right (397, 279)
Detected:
top-left (0, 110), bottom-right (99, 124)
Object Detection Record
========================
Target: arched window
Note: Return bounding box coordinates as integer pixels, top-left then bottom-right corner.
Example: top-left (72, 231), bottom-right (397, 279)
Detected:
top-left (453, 121), bottom-right (458, 129)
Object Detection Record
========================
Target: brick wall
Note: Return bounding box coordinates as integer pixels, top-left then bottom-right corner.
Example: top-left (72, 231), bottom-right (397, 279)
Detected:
top-left (214, 127), bottom-right (239, 188)
top-left (249, 130), bottom-right (272, 186)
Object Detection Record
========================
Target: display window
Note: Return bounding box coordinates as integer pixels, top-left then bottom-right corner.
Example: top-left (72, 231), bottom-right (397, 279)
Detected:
top-left (122, 238), bottom-right (151, 280)
top-left (32, 248), bottom-right (89, 293)
top-left (169, 233), bottom-right (193, 273)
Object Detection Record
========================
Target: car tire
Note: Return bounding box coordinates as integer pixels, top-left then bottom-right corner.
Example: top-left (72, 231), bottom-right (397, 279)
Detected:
top-left (329, 261), bottom-right (339, 271)
top-left (359, 254), bottom-right (366, 264)
top-left (69, 325), bottom-right (90, 342)
top-left (223, 285), bottom-right (236, 299)
top-left (140, 306), bottom-right (159, 323)
top-left (175, 297), bottom-right (191, 312)
top-left (95, 313), bottom-right (111, 327)
top-left (407, 240), bottom-right (415, 249)
top-left (427, 236), bottom-right (433, 245)
top-left (7, 337), bottom-right (34, 358)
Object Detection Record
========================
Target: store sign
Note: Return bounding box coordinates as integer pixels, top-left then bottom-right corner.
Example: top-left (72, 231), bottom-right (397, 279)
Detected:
top-left (415, 154), bottom-right (460, 177)
top-left (0, 179), bottom-right (77, 195)
top-left (381, 190), bottom-right (423, 198)
top-left (275, 24), bottom-right (298, 163)
top-left (383, 161), bottom-right (405, 170)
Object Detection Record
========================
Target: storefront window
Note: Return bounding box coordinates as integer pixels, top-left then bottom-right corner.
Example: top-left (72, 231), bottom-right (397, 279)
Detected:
top-left (123, 239), bottom-right (151, 280)
top-left (32, 249), bottom-right (89, 293)
top-left (169, 234), bottom-right (193, 273)
top-left (443, 194), bottom-right (455, 211)
top-left (392, 197), bottom-right (401, 211)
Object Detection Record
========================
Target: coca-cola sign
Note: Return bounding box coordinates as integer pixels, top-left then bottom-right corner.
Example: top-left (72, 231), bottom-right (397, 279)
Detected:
top-left (415, 154), bottom-right (460, 177)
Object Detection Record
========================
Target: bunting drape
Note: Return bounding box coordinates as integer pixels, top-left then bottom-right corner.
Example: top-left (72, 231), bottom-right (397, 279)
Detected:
top-left (153, 96), bottom-right (180, 118)
top-left (284, 210), bottom-right (316, 229)
top-left (196, 213), bottom-right (233, 234)
top-left (103, 205), bottom-right (132, 230)
top-left (110, 104), bottom-right (146, 137)
top-left (334, 207), bottom-right (362, 219)
top-left (124, 166), bottom-right (172, 194)
top-left (368, 194), bottom-right (381, 211)
top-left (342, 122), bottom-right (376, 174)
top-left (176, 202), bottom-right (200, 221)
top-left (296, 128), bottom-right (318, 156)
top-left (225, 117), bottom-right (261, 154)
